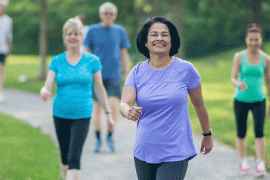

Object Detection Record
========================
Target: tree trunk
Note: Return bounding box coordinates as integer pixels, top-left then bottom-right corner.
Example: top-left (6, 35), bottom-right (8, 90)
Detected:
top-left (169, 0), bottom-right (186, 59)
top-left (39, 0), bottom-right (47, 80)
top-left (245, 0), bottom-right (262, 24)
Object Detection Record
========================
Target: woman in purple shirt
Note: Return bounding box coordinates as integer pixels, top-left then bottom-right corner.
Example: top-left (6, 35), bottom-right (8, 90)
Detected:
top-left (120, 17), bottom-right (213, 179)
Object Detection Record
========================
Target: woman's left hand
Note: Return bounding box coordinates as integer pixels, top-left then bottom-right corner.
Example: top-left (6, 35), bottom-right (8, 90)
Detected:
top-left (107, 115), bottom-right (115, 132)
top-left (200, 136), bottom-right (213, 155)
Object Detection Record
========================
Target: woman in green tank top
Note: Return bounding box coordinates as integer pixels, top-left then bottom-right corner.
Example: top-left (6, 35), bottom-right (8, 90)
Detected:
top-left (231, 23), bottom-right (270, 176)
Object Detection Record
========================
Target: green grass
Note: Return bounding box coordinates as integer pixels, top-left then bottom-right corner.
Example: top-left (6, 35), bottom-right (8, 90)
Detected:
top-left (5, 55), bottom-right (54, 94)
top-left (187, 42), bottom-right (270, 171)
top-left (0, 113), bottom-right (61, 179)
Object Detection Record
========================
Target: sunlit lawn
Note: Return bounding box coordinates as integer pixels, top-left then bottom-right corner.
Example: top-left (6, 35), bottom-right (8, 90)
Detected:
top-left (0, 113), bottom-right (60, 179)
top-left (5, 55), bottom-right (54, 94)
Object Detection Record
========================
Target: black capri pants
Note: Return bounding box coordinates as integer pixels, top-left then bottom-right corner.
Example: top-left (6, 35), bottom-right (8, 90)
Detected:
top-left (53, 116), bottom-right (90, 170)
top-left (234, 99), bottom-right (265, 138)
top-left (0, 54), bottom-right (6, 64)
top-left (134, 156), bottom-right (189, 180)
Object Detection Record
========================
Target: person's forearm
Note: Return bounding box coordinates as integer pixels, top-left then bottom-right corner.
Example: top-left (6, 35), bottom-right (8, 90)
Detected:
top-left (42, 71), bottom-right (56, 93)
top-left (43, 83), bottom-right (53, 93)
top-left (94, 85), bottom-right (111, 113)
top-left (120, 102), bottom-right (131, 118)
top-left (231, 78), bottom-right (239, 87)
top-left (44, 78), bottom-right (54, 92)
top-left (194, 104), bottom-right (211, 133)
top-left (121, 50), bottom-right (130, 77)
top-left (122, 58), bottom-right (130, 76)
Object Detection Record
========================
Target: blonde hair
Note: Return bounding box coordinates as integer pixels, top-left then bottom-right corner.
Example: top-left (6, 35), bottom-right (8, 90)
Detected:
top-left (0, 0), bottom-right (9, 6)
top-left (62, 17), bottom-right (84, 36)
top-left (99, 2), bottom-right (117, 14)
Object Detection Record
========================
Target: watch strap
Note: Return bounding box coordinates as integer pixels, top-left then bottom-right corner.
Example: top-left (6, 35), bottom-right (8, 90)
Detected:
top-left (202, 129), bottom-right (212, 136)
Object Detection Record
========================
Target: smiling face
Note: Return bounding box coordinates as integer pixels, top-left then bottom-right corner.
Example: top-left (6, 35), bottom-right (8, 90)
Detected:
top-left (245, 32), bottom-right (262, 51)
top-left (145, 23), bottom-right (172, 56)
top-left (63, 27), bottom-right (84, 50)
top-left (99, 7), bottom-right (117, 27)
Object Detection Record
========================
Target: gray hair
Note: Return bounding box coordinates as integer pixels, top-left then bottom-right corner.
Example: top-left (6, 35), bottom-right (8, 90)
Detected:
top-left (0, 0), bottom-right (9, 6)
top-left (62, 17), bottom-right (84, 36)
top-left (99, 2), bottom-right (117, 14)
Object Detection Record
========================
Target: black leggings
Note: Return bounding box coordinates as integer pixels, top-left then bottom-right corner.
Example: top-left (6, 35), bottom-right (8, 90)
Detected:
top-left (134, 156), bottom-right (189, 180)
top-left (53, 116), bottom-right (90, 170)
top-left (234, 99), bottom-right (265, 138)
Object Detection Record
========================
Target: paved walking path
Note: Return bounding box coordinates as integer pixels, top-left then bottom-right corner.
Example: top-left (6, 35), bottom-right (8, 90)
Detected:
top-left (0, 89), bottom-right (269, 180)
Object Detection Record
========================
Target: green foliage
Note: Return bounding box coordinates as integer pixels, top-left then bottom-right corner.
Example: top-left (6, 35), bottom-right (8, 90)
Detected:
top-left (0, 112), bottom-right (60, 179)
top-left (184, 0), bottom-right (247, 57)
top-left (8, 0), bottom-right (139, 55)
top-left (184, 0), bottom-right (270, 57)
top-left (7, 0), bottom-right (270, 58)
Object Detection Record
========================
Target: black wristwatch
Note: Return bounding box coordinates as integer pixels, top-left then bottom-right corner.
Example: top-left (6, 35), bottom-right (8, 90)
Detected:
top-left (105, 111), bottom-right (111, 115)
top-left (202, 129), bottom-right (212, 136)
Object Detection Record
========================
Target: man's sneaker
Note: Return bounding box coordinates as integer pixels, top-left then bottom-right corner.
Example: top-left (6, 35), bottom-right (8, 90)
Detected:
top-left (107, 135), bottom-right (115, 153)
top-left (94, 138), bottom-right (101, 153)
top-left (239, 158), bottom-right (250, 175)
top-left (255, 159), bottom-right (267, 176)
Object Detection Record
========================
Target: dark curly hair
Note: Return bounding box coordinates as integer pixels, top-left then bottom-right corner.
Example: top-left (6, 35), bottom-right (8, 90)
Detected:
top-left (136, 17), bottom-right (180, 58)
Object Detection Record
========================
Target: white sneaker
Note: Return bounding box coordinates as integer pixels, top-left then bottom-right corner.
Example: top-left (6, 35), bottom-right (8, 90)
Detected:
top-left (0, 94), bottom-right (5, 103)
top-left (256, 159), bottom-right (267, 176)
top-left (239, 158), bottom-right (250, 175)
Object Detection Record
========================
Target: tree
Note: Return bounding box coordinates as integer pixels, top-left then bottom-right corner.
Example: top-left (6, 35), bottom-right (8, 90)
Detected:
top-left (166, 0), bottom-right (187, 59)
top-left (244, 0), bottom-right (262, 24)
top-left (39, 0), bottom-right (47, 80)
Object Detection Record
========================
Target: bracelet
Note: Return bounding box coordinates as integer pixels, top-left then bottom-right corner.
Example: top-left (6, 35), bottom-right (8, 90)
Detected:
top-left (105, 111), bottom-right (111, 115)
top-left (237, 83), bottom-right (240, 88)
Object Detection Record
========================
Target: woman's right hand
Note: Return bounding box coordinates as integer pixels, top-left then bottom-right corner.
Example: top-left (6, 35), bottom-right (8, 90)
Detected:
top-left (238, 79), bottom-right (247, 91)
top-left (40, 87), bottom-right (52, 102)
top-left (127, 106), bottom-right (142, 121)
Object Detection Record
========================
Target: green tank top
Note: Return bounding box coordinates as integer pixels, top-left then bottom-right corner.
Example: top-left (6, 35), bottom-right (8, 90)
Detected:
top-left (234, 50), bottom-right (265, 102)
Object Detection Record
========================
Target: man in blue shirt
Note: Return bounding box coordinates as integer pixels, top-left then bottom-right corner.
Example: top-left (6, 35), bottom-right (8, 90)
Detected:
top-left (84, 2), bottom-right (131, 153)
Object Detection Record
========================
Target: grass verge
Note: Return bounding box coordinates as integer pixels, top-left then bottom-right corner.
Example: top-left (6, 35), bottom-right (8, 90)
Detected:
top-left (5, 55), bottom-right (54, 94)
top-left (0, 112), bottom-right (60, 179)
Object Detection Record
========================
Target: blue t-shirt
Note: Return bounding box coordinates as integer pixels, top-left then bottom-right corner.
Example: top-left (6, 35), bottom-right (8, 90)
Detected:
top-left (125, 57), bottom-right (201, 163)
top-left (49, 51), bottom-right (102, 119)
top-left (83, 23), bottom-right (131, 79)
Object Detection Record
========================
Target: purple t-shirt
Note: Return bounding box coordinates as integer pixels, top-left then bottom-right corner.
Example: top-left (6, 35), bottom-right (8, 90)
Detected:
top-left (124, 57), bottom-right (201, 163)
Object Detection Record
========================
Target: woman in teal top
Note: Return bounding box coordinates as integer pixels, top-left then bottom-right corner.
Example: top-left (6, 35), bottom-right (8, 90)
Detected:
top-left (231, 23), bottom-right (270, 176)
top-left (40, 17), bottom-right (114, 180)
